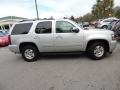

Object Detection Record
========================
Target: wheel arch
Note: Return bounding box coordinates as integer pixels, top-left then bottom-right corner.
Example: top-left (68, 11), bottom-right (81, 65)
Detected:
top-left (19, 42), bottom-right (39, 53)
top-left (86, 39), bottom-right (110, 52)
top-left (101, 25), bottom-right (108, 29)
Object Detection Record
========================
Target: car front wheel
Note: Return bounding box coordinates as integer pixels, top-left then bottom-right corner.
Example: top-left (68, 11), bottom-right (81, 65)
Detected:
top-left (87, 42), bottom-right (107, 60)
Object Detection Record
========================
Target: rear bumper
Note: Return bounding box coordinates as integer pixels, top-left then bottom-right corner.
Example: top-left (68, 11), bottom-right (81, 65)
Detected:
top-left (0, 42), bottom-right (9, 46)
top-left (9, 45), bottom-right (20, 53)
top-left (109, 40), bottom-right (117, 52)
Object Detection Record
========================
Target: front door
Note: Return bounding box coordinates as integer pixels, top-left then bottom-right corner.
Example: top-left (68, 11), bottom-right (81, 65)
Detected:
top-left (54, 21), bottom-right (84, 52)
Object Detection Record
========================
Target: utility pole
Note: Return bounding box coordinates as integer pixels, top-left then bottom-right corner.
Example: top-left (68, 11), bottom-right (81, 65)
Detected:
top-left (35, 0), bottom-right (39, 20)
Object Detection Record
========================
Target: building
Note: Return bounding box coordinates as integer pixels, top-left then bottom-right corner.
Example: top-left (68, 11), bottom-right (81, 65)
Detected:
top-left (0, 16), bottom-right (26, 30)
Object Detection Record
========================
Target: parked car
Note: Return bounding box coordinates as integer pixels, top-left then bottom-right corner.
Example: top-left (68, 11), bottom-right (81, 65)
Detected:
top-left (107, 20), bottom-right (118, 30)
top-left (82, 22), bottom-right (89, 27)
top-left (110, 20), bottom-right (120, 40)
top-left (77, 22), bottom-right (83, 27)
top-left (0, 31), bottom-right (9, 46)
top-left (90, 21), bottom-right (98, 28)
top-left (0, 30), bottom-right (9, 35)
top-left (2, 30), bottom-right (9, 35)
top-left (97, 17), bottom-right (118, 29)
top-left (78, 22), bottom-right (89, 27)
top-left (9, 19), bottom-right (116, 62)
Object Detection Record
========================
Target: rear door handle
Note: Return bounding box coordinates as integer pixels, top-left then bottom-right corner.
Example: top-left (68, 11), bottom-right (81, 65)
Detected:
top-left (56, 36), bottom-right (62, 38)
top-left (33, 36), bottom-right (39, 39)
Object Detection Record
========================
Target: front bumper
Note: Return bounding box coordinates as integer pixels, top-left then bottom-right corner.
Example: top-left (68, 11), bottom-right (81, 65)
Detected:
top-left (9, 45), bottom-right (20, 53)
top-left (109, 40), bottom-right (117, 52)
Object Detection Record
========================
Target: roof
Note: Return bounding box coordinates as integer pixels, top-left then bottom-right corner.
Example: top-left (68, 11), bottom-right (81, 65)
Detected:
top-left (17, 19), bottom-right (71, 23)
top-left (0, 16), bottom-right (27, 21)
top-left (14, 19), bottom-right (76, 26)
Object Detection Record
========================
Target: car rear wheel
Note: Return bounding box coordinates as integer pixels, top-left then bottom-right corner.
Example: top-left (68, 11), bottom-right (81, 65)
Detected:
top-left (21, 46), bottom-right (39, 62)
top-left (87, 42), bottom-right (106, 60)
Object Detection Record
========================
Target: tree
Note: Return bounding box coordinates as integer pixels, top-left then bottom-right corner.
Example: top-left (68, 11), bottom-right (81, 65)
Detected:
top-left (91, 0), bottom-right (114, 19)
top-left (115, 9), bottom-right (120, 18)
top-left (76, 17), bottom-right (83, 22)
top-left (82, 13), bottom-right (93, 22)
top-left (63, 17), bottom-right (68, 19)
top-left (70, 16), bottom-right (75, 21)
top-left (76, 0), bottom-right (115, 22)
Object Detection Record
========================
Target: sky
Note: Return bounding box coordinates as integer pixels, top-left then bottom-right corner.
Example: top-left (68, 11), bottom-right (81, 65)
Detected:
top-left (0, 0), bottom-right (120, 19)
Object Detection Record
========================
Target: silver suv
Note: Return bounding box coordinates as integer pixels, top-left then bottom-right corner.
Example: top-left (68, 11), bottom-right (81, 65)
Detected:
top-left (9, 19), bottom-right (117, 62)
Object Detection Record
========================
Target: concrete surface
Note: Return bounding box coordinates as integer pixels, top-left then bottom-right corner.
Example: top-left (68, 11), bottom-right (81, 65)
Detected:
top-left (0, 42), bottom-right (120, 90)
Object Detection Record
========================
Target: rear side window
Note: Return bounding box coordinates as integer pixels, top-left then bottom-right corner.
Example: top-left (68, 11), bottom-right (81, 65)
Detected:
top-left (35, 21), bottom-right (52, 34)
top-left (11, 23), bottom-right (33, 35)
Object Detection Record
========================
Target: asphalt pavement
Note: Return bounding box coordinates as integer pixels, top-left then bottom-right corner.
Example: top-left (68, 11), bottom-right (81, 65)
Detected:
top-left (0, 42), bottom-right (120, 90)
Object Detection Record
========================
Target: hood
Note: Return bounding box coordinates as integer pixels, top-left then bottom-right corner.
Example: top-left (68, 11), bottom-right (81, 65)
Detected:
top-left (89, 28), bottom-right (113, 32)
top-left (84, 28), bottom-right (114, 35)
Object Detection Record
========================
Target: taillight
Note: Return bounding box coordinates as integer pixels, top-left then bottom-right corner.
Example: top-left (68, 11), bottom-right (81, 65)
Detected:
top-left (8, 35), bottom-right (11, 45)
top-left (0, 39), bottom-right (3, 43)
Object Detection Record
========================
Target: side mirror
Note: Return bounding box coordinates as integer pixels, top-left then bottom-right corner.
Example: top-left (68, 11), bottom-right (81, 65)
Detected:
top-left (71, 27), bottom-right (79, 33)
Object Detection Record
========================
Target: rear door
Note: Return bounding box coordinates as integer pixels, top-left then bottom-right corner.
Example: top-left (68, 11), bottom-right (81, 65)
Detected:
top-left (10, 22), bottom-right (33, 45)
top-left (34, 21), bottom-right (54, 52)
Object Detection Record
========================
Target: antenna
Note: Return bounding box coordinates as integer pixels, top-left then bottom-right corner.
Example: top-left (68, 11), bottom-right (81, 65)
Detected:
top-left (34, 0), bottom-right (39, 20)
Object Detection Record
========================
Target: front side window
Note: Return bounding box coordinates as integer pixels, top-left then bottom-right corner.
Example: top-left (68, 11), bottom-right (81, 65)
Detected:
top-left (35, 21), bottom-right (52, 34)
top-left (11, 23), bottom-right (33, 35)
top-left (56, 21), bottom-right (75, 33)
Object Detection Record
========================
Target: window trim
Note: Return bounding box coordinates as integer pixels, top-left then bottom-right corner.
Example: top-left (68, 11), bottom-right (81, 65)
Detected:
top-left (35, 21), bottom-right (52, 34)
top-left (55, 21), bottom-right (76, 33)
top-left (11, 23), bottom-right (33, 35)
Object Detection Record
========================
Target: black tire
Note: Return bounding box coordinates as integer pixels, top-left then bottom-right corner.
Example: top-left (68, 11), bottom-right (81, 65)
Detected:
top-left (102, 26), bottom-right (108, 29)
top-left (87, 42), bottom-right (107, 60)
top-left (21, 45), bottom-right (39, 62)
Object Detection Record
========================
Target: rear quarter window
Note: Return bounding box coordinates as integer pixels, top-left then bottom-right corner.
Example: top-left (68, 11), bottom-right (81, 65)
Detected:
top-left (11, 23), bottom-right (33, 35)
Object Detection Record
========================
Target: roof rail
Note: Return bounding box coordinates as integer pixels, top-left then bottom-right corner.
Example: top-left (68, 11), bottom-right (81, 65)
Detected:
top-left (19, 18), bottom-right (55, 22)
top-left (19, 19), bottom-right (38, 22)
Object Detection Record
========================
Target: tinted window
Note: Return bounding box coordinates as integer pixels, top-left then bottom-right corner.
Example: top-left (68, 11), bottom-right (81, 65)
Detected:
top-left (56, 21), bottom-right (75, 33)
top-left (108, 21), bottom-right (117, 30)
top-left (116, 21), bottom-right (120, 29)
top-left (35, 21), bottom-right (52, 34)
top-left (112, 21), bottom-right (120, 35)
top-left (113, 21), bottom-right (120, 31)
top-left (11, 23), bottom-right (33, 35)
